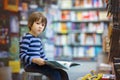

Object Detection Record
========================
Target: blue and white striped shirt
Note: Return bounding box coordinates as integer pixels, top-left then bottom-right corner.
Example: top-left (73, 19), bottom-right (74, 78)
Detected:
top-left (19, 33), bottom-right (48, 67)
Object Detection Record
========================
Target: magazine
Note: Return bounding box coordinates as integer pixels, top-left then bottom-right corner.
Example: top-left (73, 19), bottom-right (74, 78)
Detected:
top-left (45, 60), bottom-right (80, 69)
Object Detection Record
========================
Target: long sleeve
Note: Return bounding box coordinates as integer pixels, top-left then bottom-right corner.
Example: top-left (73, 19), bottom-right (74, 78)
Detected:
top-left (19, 36), bottom-right (33, 65)
top-left (39, 43), bottom-right (48, 60)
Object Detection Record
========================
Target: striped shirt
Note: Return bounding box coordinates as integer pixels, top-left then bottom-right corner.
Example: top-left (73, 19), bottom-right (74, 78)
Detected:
top-left (19, 33), bottom-right (48, 67)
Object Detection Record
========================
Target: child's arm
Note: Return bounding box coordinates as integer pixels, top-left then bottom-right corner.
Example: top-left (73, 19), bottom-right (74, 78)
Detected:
top-left (19, 38), bottom-right (33, 65)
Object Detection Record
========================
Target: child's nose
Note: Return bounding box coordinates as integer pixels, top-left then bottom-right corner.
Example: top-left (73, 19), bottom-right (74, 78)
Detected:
top-left (39, 25), bottom-right (44, 29)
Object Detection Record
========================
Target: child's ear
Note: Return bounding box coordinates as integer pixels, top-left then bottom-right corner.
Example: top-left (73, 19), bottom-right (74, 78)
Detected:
top-left (28, 23), bottom-right (32, 30)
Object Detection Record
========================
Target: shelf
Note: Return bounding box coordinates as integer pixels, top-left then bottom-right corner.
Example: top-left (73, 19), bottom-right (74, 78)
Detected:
top-left (55, 56), bottom-right (96, 61)
top-left (50, 0), bottom-right (111, 61)
top-left (70, 31), bottom-right (103, 34)
top-left (60, 7), bottom-right (106, 11)
top-left (72, 57), bottom-right (96, 61)
top-left (55, 31), bottom-right (103, 34)
top-left (55, 57), bottom-right (72, 61)
top-left (55, 44), bottom-right (102, 47)
top-left (53, 20), bottom-right (111, 23)
top-left (55, 32), bottom-right (68, 35)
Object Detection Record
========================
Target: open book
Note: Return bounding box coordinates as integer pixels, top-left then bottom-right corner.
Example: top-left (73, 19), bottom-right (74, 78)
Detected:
top-left (45, 60), bottom-right (80, 69)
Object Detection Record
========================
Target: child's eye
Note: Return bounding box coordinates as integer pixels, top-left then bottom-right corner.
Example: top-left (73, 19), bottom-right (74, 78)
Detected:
top-left (42, 24), bottom-right (45, 26)
top-left (36, 23), bottom-right (40, 24)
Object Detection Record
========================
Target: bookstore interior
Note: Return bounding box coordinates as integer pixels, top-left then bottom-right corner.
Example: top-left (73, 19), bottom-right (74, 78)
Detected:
top-left (0, 0), bottom-right (120, 80)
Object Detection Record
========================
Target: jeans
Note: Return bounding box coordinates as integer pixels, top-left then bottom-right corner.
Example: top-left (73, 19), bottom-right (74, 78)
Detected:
top-left (25, 63), bottom-right (69, 80)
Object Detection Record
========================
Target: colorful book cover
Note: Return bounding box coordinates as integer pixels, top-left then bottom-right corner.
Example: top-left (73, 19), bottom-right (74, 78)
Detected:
top-left (61, 35), bottom-right (68, 45)
top-left (73, 47), bottom-right (78, 57)
top-left (76, 11), bottom-right (82, 21)
top-left (55, 47), bottom-right (63, 57)
top-left (61, 10), bottom-right (70, 20)
top-left (95, 47), bottom-right (102, 56)
top-left (55, 35), bottom-right (61, 45)
top-left (84, 46), bottom-right (95, 57)
top-left (60, 0), bottom-right (72, 8)
top-left (60, 23), bottom-right (68, 33)
top-left (63, 46), bottom-right (72, 57)
top-left (78, 47), bottom-right (85, 57)
top-left (9, 37), bottom-right (19, 60)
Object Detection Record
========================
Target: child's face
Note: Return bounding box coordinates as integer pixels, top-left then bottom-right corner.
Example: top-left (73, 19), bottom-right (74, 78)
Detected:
top-left (30, 19), bottom-right (45, 36)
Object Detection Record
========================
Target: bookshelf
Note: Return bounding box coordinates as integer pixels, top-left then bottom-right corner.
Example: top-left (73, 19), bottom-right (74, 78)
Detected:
top-left (52, 0), bottom-right (111, 61)
top-left (0, 12), bottom-right (10, 51)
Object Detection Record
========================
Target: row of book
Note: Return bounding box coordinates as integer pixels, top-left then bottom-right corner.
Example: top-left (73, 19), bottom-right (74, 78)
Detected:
top-left (56, 11), bottom-right (108, 21)
top-left (55, 33), bottom-right (102, 46)
top-left (55, 46), bottom-right (102, 58)
top-left (59, 0), bottom-right (105, 8)
top-left (53, 22), bottom-right (108, 33)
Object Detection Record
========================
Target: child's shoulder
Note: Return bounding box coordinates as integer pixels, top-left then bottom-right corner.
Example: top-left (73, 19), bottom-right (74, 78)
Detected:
top-left (22, 33), bottom-right (33, 40)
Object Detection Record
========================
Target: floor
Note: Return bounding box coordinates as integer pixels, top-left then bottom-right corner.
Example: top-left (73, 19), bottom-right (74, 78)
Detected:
top-left (67, 61), bottom-right (97, 80)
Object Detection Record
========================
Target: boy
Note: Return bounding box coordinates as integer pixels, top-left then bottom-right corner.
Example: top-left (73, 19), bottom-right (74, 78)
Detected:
top-left (19, 12), bottom-right (69, 80)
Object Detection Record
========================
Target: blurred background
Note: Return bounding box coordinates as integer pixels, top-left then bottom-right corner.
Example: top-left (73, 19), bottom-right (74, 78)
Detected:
top-left (0, 0), bottom-right (113, 80)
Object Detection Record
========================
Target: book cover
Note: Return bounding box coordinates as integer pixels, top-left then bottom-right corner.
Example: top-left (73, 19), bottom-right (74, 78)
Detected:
top-left (45, 60), bottom-right (80, 70)
top-left (61, 10), bottom-right (70, 20)
top-left (60, 0), bottom-right (72, 9)
top-left (78, 47), bottom-right (85, 57)
top-left (9, 36), bottom-right (19, 60)
top-left (63, 46), bottom-right (72, 57)
top-left (73, 47), bottom-right (78, 57)
top-left (55, 47), bottom-right (63, 57)
top-left (84, 46), bottom-right (95, 57)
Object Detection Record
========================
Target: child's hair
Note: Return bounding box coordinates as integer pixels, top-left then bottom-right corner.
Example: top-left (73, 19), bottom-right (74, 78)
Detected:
top-left (28, 12), bottom-right (47, 31)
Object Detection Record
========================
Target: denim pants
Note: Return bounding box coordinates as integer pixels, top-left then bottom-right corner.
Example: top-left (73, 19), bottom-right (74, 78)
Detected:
top-left (25, 63), bottom-right (69, 80)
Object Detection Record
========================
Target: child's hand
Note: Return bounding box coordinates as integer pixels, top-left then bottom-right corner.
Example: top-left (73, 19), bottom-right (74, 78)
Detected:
top-left (32, 58), bottom-right (45, 66)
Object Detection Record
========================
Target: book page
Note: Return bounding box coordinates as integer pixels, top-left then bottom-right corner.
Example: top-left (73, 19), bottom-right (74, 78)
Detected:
top-left (45, 61), bottom-right (68, 69)
top-left (57, 61), bottom-right (74, 68)
top-left (57, 61), bottom-right (80, 67)
top-left (45, 60), bottom-right (80, 69)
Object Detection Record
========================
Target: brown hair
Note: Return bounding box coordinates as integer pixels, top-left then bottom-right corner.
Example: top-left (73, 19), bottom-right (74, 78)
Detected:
top-left (28, 12), bottom-right (47, 31)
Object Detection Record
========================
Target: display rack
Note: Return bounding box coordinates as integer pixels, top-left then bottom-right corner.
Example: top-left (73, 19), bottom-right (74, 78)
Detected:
top-left (0, 12), bottom-right (10, 51)
top-left (52, 0), bottom-right (111, 61)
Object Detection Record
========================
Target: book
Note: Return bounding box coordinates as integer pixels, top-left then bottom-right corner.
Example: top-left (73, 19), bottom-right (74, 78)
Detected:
top-left (45, 60), bottom-right (80, 70)
top-left (60, 0), bottom-right (72, 9)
